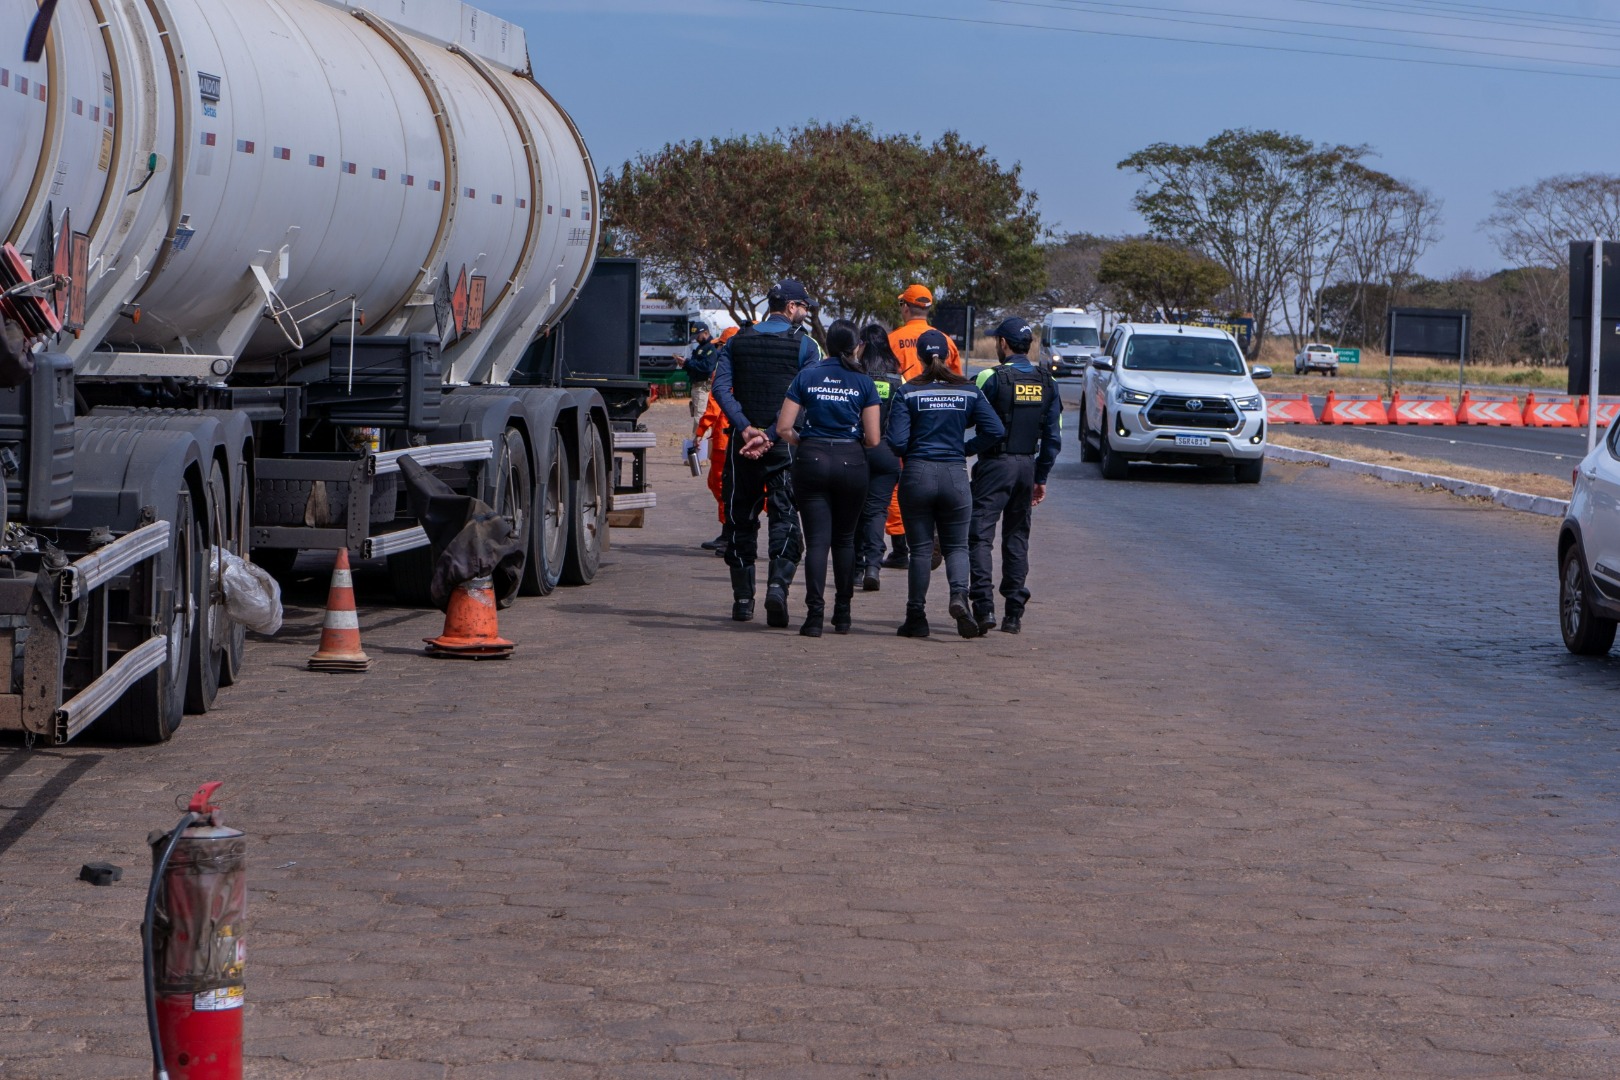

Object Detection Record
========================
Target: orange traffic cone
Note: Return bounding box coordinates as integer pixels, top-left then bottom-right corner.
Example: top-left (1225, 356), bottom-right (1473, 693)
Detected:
top-left (424, 576), bottom-right (515, 659)
top-left (308, 548), bottom-right (373, 672)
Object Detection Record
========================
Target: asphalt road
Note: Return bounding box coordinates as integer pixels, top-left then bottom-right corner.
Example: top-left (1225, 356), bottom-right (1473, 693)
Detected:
top-left (5, 400), bottom-right (1620, 1077)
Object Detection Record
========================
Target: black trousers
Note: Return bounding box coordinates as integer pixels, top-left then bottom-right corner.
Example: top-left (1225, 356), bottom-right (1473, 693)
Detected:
top-left (897, 458), bottom-right (971, 614)
top-left (856, 442), bottom-right (900, 570)
top-left (722, 435), bottom-right (802, 588)
top-left (969, 453), bottom-right (1036, 618)
top-left (793, 439), bottom-right (870, 616)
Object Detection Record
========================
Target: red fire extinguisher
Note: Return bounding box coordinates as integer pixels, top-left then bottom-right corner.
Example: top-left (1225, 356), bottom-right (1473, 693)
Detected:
top-left (144, 782), bottom-right (246, 1080)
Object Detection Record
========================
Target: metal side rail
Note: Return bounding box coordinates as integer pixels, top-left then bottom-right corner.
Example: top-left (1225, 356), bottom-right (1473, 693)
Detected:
top-left (363, 526), bottom-right (429, 559)
top-left (612, 430), bottom-right (657, 450)
top-left (610, 492), bottom-right (657, 511)
top-left (371, 440), bottom-right (494, 476)
top-left (53, 635), bottom-right (170, 743)
top-left (58, 520), bottom-right (172, 604)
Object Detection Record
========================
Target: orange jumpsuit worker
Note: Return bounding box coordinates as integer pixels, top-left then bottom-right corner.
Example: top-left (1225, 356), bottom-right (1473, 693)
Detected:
top-left (889, 283), bottom-right (962, 381)
top-left (695, 328), bottom-right (739, 552)
top-left (881, 284), bottom-right (960, 569)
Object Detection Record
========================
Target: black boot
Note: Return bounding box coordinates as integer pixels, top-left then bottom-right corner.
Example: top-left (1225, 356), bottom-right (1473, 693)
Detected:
top-left (832, 599), bottom-right (852, 634)
top-left (1000, 607), bottom-right (1023, 635)
top-left (862, 564), bottom-right (881, 591)
top-left (949, 591), bottom-right (978, 639)
top-left (764, 558), bottom-right (795, 628)
top-left (897, 607), bottom-right (930, 638)
top-left (799, 610), bottom-right (823, 637)
top-left (973, 607), bottom-right (997, 637)
top-left (882, 534), bottom-right (909, 569)
top-left (730, 566), bottom-right (755, 622)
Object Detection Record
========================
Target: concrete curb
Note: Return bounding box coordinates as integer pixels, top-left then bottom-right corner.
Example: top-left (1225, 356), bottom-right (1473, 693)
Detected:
top-left (1265, 444), bottom-right (1570, 518)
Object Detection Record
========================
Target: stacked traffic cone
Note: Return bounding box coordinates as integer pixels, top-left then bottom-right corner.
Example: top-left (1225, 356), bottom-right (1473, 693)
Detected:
top-left (424, 576), bottom-right (515, 659)
top-left (308, 548), bottom-right (372, 672)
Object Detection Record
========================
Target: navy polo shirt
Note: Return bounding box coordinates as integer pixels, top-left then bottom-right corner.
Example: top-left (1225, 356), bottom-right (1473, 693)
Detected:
top-left (785, 360), bottom-right (880, 441)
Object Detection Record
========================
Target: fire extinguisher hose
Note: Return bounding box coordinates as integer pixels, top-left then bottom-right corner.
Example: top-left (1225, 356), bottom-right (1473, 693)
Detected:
top-left (144, 811), bottom-right (199, 1080)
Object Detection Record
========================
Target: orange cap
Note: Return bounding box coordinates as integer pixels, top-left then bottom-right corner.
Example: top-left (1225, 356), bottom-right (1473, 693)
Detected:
top-left (898, 284), bottom-right (933, 307)
top-left (717, 327), bottom-right (739, 344)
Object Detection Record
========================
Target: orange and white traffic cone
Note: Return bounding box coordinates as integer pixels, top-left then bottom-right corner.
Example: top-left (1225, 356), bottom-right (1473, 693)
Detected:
top-left (308, 548), bottom-right (373, 672)
top-left (424, 575), bottom-right (515, 660)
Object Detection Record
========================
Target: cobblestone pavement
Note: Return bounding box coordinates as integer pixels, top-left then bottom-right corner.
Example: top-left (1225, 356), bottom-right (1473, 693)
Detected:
top-left (4, 400), bottom-right (1620, 1078)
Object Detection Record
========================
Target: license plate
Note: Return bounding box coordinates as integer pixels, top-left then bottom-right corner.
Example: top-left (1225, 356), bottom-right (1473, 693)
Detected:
top-left (1175, 435), bottom-right (1211, 447)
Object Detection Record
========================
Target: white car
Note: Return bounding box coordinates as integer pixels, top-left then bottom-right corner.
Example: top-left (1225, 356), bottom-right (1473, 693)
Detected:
top-left (1294, 343), bottom-right (1339, 376)
top-left (1559, 430), bottom-right (1620, 654)
top-left (1079, 323), bottom-right (1271, 483)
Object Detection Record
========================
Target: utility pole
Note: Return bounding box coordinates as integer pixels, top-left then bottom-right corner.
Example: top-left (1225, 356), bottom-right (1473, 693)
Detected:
top-left (1590, 238), bottom-right (1605, 455)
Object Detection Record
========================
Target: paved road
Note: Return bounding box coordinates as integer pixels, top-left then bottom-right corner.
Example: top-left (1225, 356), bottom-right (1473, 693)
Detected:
top-left (4, 401), bottom-right (1620, 1078)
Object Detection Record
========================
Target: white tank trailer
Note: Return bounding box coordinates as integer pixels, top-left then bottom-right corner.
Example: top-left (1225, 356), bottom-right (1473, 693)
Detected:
top-left (0, 0), bottom-right (654, 746)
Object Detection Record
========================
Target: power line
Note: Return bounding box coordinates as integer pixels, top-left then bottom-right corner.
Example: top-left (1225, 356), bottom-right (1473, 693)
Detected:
top-left (742, 0), bottom-right (1620, 80)
top-left (1293, 0), bottom-right (1620, 38)
top-left (995, 0), bottom-right (1620, 63)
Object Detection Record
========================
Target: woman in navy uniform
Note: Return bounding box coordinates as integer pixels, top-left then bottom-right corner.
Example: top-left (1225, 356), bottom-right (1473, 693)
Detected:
top-left (855, 323), bottom-right (904, 591)
top-left (886, 329), bottom-right (1004, 638)
top-left (774, 320), bottom-right (881, 636)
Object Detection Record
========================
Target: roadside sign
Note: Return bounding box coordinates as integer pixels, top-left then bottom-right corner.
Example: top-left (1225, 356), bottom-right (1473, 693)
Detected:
top-left (1335, 347), bottom-right (1361, 364)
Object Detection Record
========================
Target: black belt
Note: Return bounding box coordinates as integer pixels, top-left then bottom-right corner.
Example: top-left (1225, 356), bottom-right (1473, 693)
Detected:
top-left (979, 447), bottom-right (1033, 459)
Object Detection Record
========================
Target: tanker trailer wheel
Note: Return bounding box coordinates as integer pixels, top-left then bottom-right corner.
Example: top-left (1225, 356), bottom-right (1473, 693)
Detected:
top-left (484, 427), bottom-right (531, 610)
top-left (219, 460), bottom-right (251, 686)
top-left (97, 485), bottom-right (200, 743)
top-left (522, 425), bottom-right (569, 597)
top-left (561, 425), bottom-right (607, 586)
top-left (187, 460), bottom-right (231, 711)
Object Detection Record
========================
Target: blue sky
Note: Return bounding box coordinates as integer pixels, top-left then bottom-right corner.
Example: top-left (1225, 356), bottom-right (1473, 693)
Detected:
top-left (489, 0), bottom-right (1619, 277)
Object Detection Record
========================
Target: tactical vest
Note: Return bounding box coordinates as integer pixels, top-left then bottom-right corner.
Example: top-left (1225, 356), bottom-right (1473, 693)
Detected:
top-left (988, 365), bottom-right (1053, 456)
top-left (728, 327), bottom-right (801, 427)
top-left (872, 372), bottom-right (902, 429)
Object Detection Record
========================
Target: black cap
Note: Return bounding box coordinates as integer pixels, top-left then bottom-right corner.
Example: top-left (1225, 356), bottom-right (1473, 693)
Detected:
top-left (767, 279), bottom-right (811, 305)
top-left (993, 317), bottom-right (1033, 350)
top-left (693, 323), bottom-right (711, 335)
top-left (916, 329), bottom-right (951, 364)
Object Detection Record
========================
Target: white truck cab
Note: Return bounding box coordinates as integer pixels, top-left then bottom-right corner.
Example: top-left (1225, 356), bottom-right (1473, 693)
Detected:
top-left (640, 299), bottom-right (698, 373)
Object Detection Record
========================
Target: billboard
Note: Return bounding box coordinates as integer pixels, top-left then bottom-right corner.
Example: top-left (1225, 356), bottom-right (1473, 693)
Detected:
top-left (1387, 307), bottom-right (1468, 361)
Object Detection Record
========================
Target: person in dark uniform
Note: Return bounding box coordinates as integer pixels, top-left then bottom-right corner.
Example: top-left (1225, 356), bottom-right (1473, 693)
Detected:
top-left (682, 323), bottom-right (718, 427)
top-left (886, 329), bottom-right (1004, 639)
top-left (967, 317), bottom-right (1063, 635)
top-left (773, 319), bottom-right (881, 637)
top-left (710, 279), bottom-right (821, 625)
top-left (854, 322), bottom-right (903, 591)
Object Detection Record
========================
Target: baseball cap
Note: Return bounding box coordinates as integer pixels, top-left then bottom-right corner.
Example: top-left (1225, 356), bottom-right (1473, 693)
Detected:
top-left (993, 317), bottom-right (1033, 346)
top-left (898, 284), bottom-right (933, 307)
top-left (768, 279), bottom-right (812, 305)
top-left (693, 323), bottom-right (711, 336)
top-left (916, 329), bottom-right (951, 364)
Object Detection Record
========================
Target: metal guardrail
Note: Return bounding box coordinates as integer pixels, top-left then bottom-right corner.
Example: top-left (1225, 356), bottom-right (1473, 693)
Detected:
top-left (59, 520), bottom-right (171, 604)
top-left (371, 440), bottom-right (494, 476)
top-left (53, 634), bottom-right (170, 743)
top-left (609, 492), bottom-right (657, 511)
top-left (362, 526), bottom-right (429, 559)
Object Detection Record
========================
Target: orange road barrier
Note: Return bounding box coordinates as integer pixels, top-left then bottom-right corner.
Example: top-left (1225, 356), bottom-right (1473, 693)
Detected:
top-left (1523, 391), bottom-right (1581, 427)
top-left (308, 548), bottom-right (373, 673)
top-left (1265, 394), bottom-right (1319, 424)
top-left (1457, 391), bottom-right (1523, 426)
top-left (1386, 392), bottom-right (1457, 426)
top-left (1320, 391), bottom-right (1388, 425)
top-left (1578, 396), bottom-right (1620, 428)
top-left (425, 575), bottom-right (515, 659)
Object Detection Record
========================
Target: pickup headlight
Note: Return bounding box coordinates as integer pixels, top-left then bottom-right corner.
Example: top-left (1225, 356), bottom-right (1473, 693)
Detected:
top-left (1115, 386), bottom-right (1151, 406)
top-left (1235, 394), bottom-right (1263, 411)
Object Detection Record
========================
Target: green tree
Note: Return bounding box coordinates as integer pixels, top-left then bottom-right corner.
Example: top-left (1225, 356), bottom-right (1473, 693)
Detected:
top-left (601, 121), bottom-right (1044, 331)
top-left (1097, 240), bottom-right (1231, 323)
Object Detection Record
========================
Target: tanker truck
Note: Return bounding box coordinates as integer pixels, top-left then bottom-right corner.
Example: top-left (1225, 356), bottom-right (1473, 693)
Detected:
top-left (0, 0), bottom-right (654, 746)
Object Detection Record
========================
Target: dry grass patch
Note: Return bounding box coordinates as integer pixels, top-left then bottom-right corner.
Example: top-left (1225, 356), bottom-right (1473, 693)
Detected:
top-left (1270, 431), bottom-right (1573, 500)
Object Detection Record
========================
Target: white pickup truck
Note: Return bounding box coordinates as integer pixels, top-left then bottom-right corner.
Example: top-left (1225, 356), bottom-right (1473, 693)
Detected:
top-left (1294, 343), bottom-right (1340, 376)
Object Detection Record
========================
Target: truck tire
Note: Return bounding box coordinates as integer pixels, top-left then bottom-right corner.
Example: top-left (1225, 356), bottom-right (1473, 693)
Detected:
top-left (1099, 419), bottom-right (1129, 480)
top-left (187, 460), bottom-right (230, 712)
top-left (485, 427), bottom-right (531, 609)
top-left (1078, 403), bottom-right (1100, 463)
top-left (523, 425), bottom-right (569, 596)
top-left (97, 485), bottom-right (199, 743)
top-left (561, 425), bottom-right (607, 586)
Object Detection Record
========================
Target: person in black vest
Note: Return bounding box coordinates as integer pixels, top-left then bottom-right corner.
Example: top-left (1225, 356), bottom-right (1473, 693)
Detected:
top-left (886, 330), bottom-right (1004, 639)
top-left (854, 322), bottom-right (903, 592)
top-left (966, 317), bottom-right (1063, 635)
top-left (773, 319), bottom-right (881, 637)
top-left (710, 279), bottom-right (821, 625)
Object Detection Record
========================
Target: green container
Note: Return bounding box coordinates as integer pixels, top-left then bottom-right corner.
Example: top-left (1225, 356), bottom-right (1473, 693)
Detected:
top-left (1335, 348), bottom-right (1361, 364)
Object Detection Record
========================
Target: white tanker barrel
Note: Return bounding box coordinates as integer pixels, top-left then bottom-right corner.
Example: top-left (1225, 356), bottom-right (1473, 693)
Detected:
top-left (2, 0), bottom-right (598, 385)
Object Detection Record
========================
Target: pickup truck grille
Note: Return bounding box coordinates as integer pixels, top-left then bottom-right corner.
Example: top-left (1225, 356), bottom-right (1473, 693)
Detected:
top-left (1146, 395), bottom-right (1239, 430)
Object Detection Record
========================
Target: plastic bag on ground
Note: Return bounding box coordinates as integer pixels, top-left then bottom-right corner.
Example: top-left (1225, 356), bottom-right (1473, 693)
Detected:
top-left (218, 547), bottom-right (283, 635)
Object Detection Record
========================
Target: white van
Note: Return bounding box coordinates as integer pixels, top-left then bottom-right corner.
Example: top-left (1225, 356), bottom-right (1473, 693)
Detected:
top-left (1039, 309), bottom-right (1104, 377)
